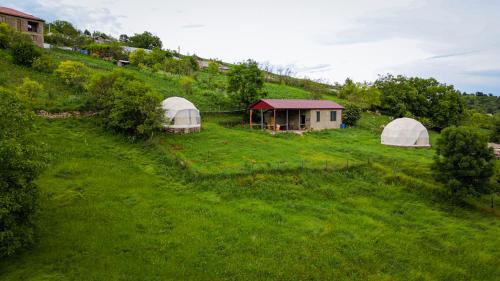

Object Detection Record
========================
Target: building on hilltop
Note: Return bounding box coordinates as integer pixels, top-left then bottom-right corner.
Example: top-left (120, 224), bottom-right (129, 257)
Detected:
top-left (248, 99), bottom-right (344, 131)
top-left (0, 6), bottom-right (45, 47)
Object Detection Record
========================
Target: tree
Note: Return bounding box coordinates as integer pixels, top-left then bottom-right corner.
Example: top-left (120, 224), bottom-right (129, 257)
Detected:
top-left (129, 49), bottom-right (147, 66)
top-left (55, 61), bottom-right (89, 89)
top-left (0, 23), bottom-right (31, 49)
top-left (11, 41), bottom-right (41, 67)
top-left (86, 70), bottom-right (165, 137)
top-left (227, 59), bottom-right (266, 109)
top-left (48, 20), bottom-right (79, 37)
top-left (128, 31), bottom-right (162, 50)
top-left (0, 89), bottom-right (45, 258)
top-left (433, 126), bottom-right (496, 201)
top-left (207, 60), bottom-right (220, 75)
top-left (343, 104), bottom-right (361, 127)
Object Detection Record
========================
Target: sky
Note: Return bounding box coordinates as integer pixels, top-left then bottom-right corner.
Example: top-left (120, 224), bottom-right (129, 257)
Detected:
top-left (3, 0), bottom-right (500, 95)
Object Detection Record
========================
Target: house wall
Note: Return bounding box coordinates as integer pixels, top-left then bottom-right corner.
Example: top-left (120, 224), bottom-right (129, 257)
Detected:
top-left (0, 13), bottom-right (44, 47)
top-left (308, 109), bottom-right (342, 130)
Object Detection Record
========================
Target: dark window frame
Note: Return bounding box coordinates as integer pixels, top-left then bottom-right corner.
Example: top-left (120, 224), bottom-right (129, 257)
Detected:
top-left (316, 111), bottom-right (321, 122)
top-left (330, 111), bottom-right (337, 121)
top-left (27, 21), bottom-right (38, 33)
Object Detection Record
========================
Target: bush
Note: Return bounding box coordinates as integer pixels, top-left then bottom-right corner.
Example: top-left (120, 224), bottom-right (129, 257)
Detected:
top-left (11, 41), bottom-right (41, 66)
top-left (0, 89), bottom-right (45, 258)
top-left (85, 43), bottom-right (127, 61)
top-left (16, 77), bottom-right (44, 102)
top-left (32, 55), bottom-right (57, 73)
top-left (86, 70), bottom-right (165, 137)
top-left (0, 23), bottom-right (31, 49)
top-left (55, 60), bottom-right (89, 89)
top-left (129, 49), bottom-right (147, 66)
top-left (433, 126), bottom-right (496, 201)
top-left (343, 104), bottom-right (361, 127)
top-left (180, 76), bottom-right (195, 94)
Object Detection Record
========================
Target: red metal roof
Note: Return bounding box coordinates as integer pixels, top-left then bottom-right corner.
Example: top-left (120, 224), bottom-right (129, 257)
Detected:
top-left (0, 7), bottom-right (44, 22)
top-left (249, 99), bottom-right (344, 110)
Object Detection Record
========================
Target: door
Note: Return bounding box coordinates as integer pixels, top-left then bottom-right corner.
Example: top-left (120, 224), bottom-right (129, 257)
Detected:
top-left (300, 115), bottom-right (306, 129)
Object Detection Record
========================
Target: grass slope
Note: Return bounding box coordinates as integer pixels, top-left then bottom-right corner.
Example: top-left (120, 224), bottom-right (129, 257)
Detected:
top-left (0, 118), bottom-right (498, 280)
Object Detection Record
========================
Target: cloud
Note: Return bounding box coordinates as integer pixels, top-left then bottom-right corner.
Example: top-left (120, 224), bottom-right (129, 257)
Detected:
top-left (180, 24), bottom-right (205, 29)
top-left (4, 0), bottom-right (124, 34)
top-left (426, 51), bottom-right (477, 60)
top-left (463, 69), bottom-right (500, 78)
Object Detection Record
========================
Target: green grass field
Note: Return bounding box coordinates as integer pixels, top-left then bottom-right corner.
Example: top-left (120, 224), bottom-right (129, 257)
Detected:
top-left (0, 48), bottom-right (499, 280)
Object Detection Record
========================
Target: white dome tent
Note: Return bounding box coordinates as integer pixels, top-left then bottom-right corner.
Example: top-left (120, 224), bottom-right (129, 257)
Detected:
top-left (381, 118), bottom-right (430, 147)
top-left (161, 97), bottom-right (201, 133)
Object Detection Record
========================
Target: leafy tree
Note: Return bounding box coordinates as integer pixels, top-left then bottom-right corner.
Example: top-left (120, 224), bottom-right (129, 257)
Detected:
top-left (338, 78), bottom-right (381, 110)
top-left (55, 61), bottom-right (89, 89)
top-left (16, 78), bottom-right (44, 102)
top-left (343, 104), bottom-right (361, 127)
top-left (227, 59), bottom-right (266, 109)
top-left (207, 60), bottom-right (220, 75)
top-left (0, 89), bottom-right (45, 258)
top-left (86, 70), bottom-right (165, 137)
top-left (48, 20), bottom-right (79, 37)
top-left (128, 31), bottom-right (162, 50)
top-left (492, 114), bottom-right (500, 143)
top-left (433, 126), bottom-right (496, 201)
top-left (374, 74), bottom-right (464, 129)
top-left (11, 41), bottom-right (41, 67)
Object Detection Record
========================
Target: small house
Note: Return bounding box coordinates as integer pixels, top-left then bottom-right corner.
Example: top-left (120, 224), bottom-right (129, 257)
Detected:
top-left (248, 99), bottom-right (344, 131)
top-left (0, 6), bottom-right (44, 47)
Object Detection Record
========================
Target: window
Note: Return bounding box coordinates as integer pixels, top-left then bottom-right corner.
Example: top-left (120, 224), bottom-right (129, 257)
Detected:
top-left (28, 21), bottom-right (38, 33)
top-left (330, 111), bottom-right (337, 121)
top-left (316, 111), bottom-right (321, 122)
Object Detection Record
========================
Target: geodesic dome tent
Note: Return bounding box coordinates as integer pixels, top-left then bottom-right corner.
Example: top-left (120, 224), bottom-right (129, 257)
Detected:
top-left (381, 118), bottom-right (430, 147)
top-left (161, 97), bottom-right (201, 133)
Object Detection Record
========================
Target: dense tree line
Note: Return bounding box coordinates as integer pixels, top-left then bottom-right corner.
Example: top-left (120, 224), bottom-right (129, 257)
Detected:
top-left (373, 75), bottom-right (465, 130)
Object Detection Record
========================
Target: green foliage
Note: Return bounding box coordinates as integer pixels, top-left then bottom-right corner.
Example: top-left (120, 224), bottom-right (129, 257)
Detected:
top-left (16, 77), bottom-right (44, 102)
top-left (0, 23), bottom-right (31, 49)
top-left (11, 41), bottom-right (41, 67)
top-left (32, 55), bottom-right (57, 73)
top-left (128, 31), bottom-right (162, 50)
top-left (86, 70), bottom-right (165, 137)
top-left (0, 89), bottom-right (45, 258)
top-left (85, 43), bottom-right (127, 61)
top-left (343, 104), bottom-right (362, 126)
top-left (128, 49), bottom-right (147, 66)
top-left (375, 75), bottom-right (465, 129)
top-left (44, 20), bottom-right (93, 47)
top-left (492, 114), bottom-right (500, 142)
top-left (46, 20), bottom-right (79, 37)
top-left (207, 60), bottom-right (220, 75)
top-left (433, 126), bottom-right (496, 200)
top-left (227, 59), bottom-right (266, 109)
top-left (180, 76), bottom-right (195, 94)
top-left (161, 56), bottom-right (198, 75)
top-left (55, 60), bottom-right (89, 89)
top-left (462, 92), bottom-right (499, 114)
top-left (338, 78), bottom-right (381, 110)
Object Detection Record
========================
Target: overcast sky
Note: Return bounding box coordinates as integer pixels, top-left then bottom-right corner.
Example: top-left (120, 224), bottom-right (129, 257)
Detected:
top-left (4, 0), bottom-right (500, 94)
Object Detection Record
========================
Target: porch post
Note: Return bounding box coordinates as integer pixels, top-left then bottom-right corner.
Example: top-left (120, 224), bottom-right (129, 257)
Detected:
top-left (260, 109), bottom-right (264, 130)
top-left (298, 109), bottom-right (301, 130)
top-left (273, 109), bottom-right (276, 131)
top-left (286, 109), bottom-right (289, 131)
top-left (250, 110), bottom-right (253, 129)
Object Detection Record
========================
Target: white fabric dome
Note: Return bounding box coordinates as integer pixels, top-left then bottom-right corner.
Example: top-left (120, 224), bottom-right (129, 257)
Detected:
top-left (161, 97), bottom-right (201, 129)
top-left (381, 118), bottom-right (430, 147)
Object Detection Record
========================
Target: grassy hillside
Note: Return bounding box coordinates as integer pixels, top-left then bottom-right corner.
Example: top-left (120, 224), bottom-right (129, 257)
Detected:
top-left (0, 48), bottom-right (499, 280)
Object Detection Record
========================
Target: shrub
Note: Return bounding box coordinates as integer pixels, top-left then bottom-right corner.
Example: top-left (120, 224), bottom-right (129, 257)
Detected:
top-left (343, 104), bottom-right (361, 127)
top-left (129, 49), bottom-right (147, 66)
top-left (180, 76), bottom-right (195, 94)
top-left (433, 126), bottom-right (496, 201)
top-left (86, 70), bottom-right (165, 137)
top-left (55, 60), bottom-right (89, 89)
top-left (85, 43), bottom-right (126, 61)
top-left (0, 23), bottom-right (31, 49)
top-left (32, 55), bottom-right (57, 73)
top-left (0, 88), bottom-right (45, 258)
top-left (16, 78), bottom-right (44, 102)
top-left (11, 41), bottom-right (41, 66)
